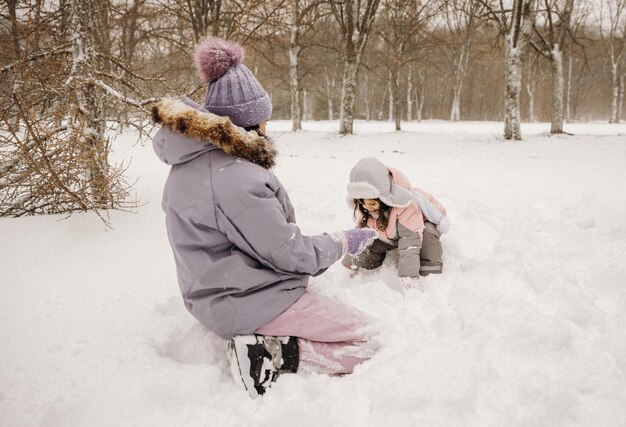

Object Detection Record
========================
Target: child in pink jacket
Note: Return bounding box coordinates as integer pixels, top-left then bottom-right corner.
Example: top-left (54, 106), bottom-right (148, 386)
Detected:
top-left (342, 157), bottom-right (449, 291)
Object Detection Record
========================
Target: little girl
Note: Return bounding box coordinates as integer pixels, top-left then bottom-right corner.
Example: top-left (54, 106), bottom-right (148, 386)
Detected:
top-left (342, 157), bottom-right (449, 291)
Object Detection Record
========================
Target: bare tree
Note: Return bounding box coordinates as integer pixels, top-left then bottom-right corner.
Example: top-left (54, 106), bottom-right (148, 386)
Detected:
top-left (329, 0), bottom-right (382, 134)
top-left (69, 0), bottom-right (109, 203)
top-left (482, 0), bottom-right (535, 140)
top-left (595, 0), bottom-right (626, 123)
top-left (0, 90), bottom-right (137, 219)
top-left (117, 0), bottom-right (149, 72)
top-left (388, 70), bottom-right (394, 121)
top-left (286, 0), bottom-right (326, 130)
top-left (415, 67), bottom-right (426, 121)
top-left (0, 0), bottom-right (157, 221)
top-left (324, 64), bottom-right (339, 119)
top-left (444, 0), bottom-right (484, 122)
top-left (3, 0), bottom-right (20, 57)
top-left (166, 0), bottom-right (223, 41)
top-left (525, 49), bottom-right (542, 122)
top-left (530, 0), bottom-right (574, 134)
top-left (565, 54), bottom-right (573, 121)
top-left (505, 0), bottom-right (535, 139)
top-left (376, 0), bottom-right (444, 131)
top-left (406, 63), bottom-right (413, 119)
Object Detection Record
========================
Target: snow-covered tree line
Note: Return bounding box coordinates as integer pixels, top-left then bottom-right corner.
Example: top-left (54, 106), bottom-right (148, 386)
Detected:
top-left (1, 0), bottom-right (624, 218)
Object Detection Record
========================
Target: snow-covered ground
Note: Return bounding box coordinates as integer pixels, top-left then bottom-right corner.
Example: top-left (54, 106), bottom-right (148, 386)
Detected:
top-left (1, 120), bottom-right (625, 426)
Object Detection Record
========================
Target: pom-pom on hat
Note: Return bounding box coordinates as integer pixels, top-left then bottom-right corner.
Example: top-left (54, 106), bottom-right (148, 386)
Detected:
top-left (194, 37), bottom-right (272, 129)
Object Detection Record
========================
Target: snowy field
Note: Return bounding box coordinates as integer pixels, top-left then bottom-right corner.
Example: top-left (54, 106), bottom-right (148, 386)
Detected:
top-left (1, 120), bottom-right (626, 426)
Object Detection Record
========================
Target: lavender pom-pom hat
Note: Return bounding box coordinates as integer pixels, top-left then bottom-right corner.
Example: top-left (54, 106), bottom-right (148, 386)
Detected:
top-left (194, 37), bottom-right (272, 128)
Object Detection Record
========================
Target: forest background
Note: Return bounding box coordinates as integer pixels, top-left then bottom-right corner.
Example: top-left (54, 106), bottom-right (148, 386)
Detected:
top-left (1, 0), bottom-right (625, 219)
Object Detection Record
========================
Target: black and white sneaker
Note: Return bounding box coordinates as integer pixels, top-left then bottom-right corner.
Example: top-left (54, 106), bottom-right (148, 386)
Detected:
top-left (227, 334), bottom-right (299, 398)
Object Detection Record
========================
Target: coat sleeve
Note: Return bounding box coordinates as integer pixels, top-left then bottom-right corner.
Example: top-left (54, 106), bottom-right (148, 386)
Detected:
top-left (396, 203), bottom-right (425, 240)
top-left (273, 176), bottom-right (296, 224)
top-left (214, 170), bottom-right (342, 276)
top-left (397, 223), bottom-right (422, 278)
top-left (414, 187), bottom-right (447, 217)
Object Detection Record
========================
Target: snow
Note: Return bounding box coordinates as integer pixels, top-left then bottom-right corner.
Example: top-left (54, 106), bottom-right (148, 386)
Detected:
top-left (1, 120), bottom-right (626, 426)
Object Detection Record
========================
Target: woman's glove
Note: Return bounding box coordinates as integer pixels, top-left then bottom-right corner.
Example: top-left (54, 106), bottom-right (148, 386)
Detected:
top-left (334, 228), bottom-right (378, 256)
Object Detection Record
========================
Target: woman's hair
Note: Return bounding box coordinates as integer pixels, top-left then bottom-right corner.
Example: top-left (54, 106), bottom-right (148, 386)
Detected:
top-left (244, 124), bottom-right (260, 132)
top-left (354, 199), bottom-right (391, 231)
top-left (244, 124), bottom-right (268, 139)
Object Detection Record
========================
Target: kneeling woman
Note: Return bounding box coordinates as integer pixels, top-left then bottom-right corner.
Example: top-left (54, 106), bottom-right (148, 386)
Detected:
top-left (152, 38), bottom-right (379, 398)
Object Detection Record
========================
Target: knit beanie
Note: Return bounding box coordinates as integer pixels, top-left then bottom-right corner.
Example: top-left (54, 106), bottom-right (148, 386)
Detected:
top-left (194, 37), bottom-right (272, 129)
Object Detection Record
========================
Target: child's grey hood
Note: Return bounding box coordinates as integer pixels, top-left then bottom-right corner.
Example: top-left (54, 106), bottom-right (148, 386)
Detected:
top-left (347, 157), bottom-right (412, 208)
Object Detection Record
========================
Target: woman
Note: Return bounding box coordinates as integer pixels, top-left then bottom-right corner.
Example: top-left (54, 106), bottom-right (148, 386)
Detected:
top-left (152, 37), bottom-right (378, 398)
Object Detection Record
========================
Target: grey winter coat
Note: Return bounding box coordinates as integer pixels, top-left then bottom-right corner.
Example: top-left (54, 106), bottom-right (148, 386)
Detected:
top-left (152, 97), bottom-right (343, 338)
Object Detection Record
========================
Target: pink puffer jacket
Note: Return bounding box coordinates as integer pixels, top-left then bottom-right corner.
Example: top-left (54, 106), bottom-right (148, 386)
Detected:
top-left (366, 167), bottom-right (446, 242)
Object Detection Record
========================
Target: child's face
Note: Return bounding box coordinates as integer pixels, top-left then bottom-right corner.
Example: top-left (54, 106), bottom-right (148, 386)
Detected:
top-left (361, 199), bottom-right (380, 213)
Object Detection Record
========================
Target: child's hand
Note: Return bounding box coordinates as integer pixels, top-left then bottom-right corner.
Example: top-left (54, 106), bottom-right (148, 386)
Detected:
top-left (399, 276), bottom-right (424, 295)
top-left (343, 264), bottom-right (359, 278)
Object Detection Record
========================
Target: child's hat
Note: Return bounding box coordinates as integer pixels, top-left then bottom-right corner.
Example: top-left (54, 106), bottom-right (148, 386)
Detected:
top-left (194, 37), bottom-right (272, 128)
top-left (347, 157), bottom-right (412, 208)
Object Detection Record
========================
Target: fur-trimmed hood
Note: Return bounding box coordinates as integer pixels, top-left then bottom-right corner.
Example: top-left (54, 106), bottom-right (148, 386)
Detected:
top-left (151, 97), bottom-right (276, 169)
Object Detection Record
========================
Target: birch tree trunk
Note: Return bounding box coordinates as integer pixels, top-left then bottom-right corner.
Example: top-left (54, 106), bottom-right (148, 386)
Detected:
top-left (416, 90), bottom-right (425, 122)
top-left (416, 69), bottom-right (425, 122)
top-left (339, 53), bottom-right (360, 133)
top-left (70, 0), bottom-right (109, 206)
top-left (549, 0), bottom-right (574, 133)
top-left (536, 0), bottom-right (573, 134)
top-left (550, 49), bottom-right (565, 133)
top-left (302, 89), bottom-right (309, 121)
top-left (391, 69), bottom-right (401, 131)
top-left (618, 74), bottom-right (625, 123)
top-left (325, 67), bottom-right (336, 120)
top-left (289, 46), bottom-right (302, 130)
top-left (565, 55), bottom-right (573, 122)
top-left (289, 2), bottom-right (302, 131)
top-left (450, 33), bottom-right (471, 122)
top-left (450, 90), bottom-right (461, 122)
top-left (504, 37), bottom-right (527, 140)
top-left (388, 70), bottom-right (394, 122)
top-left (527, 84), bottom-right (535, 122)
top-left (602, 0), bottom-right (626, 123)
top-left (526, 59), bottom-right (536, 122)
top-left (331, 0), bottom-right (382, 134)
top-left (610, 64), bottom-right (620, 123)
top-left (503, 0), bottom-right (534, 141)
top-left (407, 65), bottom-right (413, 121)
top-left (378, 82), bottom-right (386, 120)
top-left (363, 74), bottom-right (371, 121)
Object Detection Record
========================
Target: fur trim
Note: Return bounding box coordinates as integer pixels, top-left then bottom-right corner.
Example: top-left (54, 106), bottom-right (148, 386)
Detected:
top-left (194, 37), bottom-right (244, 83)
top-left (152, 98), bottom-right (276, 169)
